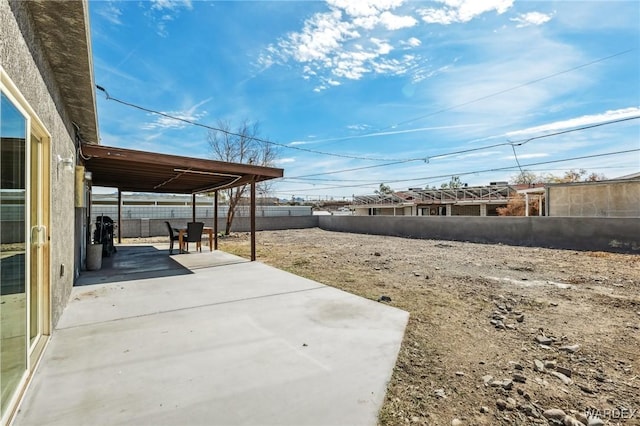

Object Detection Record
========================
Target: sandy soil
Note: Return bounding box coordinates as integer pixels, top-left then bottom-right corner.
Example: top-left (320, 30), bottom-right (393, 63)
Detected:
top-left (212, 228), bottom-right (640, 426)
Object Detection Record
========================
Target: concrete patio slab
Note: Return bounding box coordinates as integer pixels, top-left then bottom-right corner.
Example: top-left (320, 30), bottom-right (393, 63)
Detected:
top-left (13, 251), bottom-right (408, 426)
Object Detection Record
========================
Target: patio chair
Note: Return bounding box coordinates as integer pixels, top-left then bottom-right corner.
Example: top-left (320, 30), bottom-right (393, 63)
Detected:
top-left (184, 222), bottom-right (205, 253)
top-left (165, 221), bottom-right (182, 255)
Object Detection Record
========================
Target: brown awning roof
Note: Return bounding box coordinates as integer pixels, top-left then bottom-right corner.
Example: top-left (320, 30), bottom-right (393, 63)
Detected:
top-left (81, 144), bottom-right (283, 194)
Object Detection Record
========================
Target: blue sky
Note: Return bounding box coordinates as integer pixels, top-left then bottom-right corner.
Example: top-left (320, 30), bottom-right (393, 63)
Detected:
top-left (90, 0), bottom-right (640, 199)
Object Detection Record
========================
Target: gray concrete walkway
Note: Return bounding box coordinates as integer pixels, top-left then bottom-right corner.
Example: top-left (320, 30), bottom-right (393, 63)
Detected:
top-left (13, 249), bottom-right (408, 426)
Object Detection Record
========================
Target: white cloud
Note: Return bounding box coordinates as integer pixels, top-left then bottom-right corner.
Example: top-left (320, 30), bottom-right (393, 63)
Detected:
top-left (142, 98), bottom-right (211, 130)
top-left (419, 0), bottom-right (514, 25)
top-left (97, 2), bottom-right (123, 25)
top-left (403, 37), bottom-right (422, 47)
top-left (326, 0), bottom-right (405, 18)
top-left (506, 107), bottom-right (640, 138)
top-left (346, 124), bottom-right (371, 131)
top-left (501, 152), bottom-right (549, 160)
top-left (511, 12), bottom-right (553, 28)
top-left (150, 0), bottom-right (193, 11)
top-left (276, 158), bottom-right (296, 165)
top-left (144, 0), bottom-right (193, 37)
top-left (260, 0), bottom-right (423, 91)
top-left (378, 11), bottom-right (418, 30)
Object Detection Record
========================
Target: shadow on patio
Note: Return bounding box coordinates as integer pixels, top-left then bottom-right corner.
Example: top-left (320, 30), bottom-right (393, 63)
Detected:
top-left (75, 244), bottom-right (250, 286)
top-left (14, 248), bottom-right (409, 426)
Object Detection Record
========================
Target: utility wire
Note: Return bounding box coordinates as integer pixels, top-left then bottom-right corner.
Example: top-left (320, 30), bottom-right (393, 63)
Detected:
top-left (383, 49), bottom-right (635, 130)
top-left (511, 144), bottom-right (524, 176)
top-left (95, 85), bottom-right (414, 162)
top-left (285, 142), bottom-right (517, 179)
top-left (278, 149), bottom-right (640, 193)
top-left (96, 83), bottom-right (638, 170)
top-left (285, 115), bottom-right (640, 179)
top-left (292, 49), bottom-right (635, 146)
top-left (507, 115), bottom-right (640, 145)
top-left (271, 163), bottom-right (638, 197)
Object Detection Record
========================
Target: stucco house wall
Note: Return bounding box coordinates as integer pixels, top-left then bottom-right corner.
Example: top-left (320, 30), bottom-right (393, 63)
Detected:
top-left (2, 1), bottom-right (77, 327)
top-left (548, 179), bottom-right (640, 217)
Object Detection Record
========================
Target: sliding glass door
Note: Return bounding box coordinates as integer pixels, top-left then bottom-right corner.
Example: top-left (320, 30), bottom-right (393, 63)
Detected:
top-left (0, 91), bottom-right (28, 418)
top-left (29, 131), bottom-right (49, 361)
top-left (1, 87), bottom-right (50, 421)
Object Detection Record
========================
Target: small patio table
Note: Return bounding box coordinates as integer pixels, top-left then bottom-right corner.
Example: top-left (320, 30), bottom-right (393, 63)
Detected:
top-left (178, 226), bottom-right (214, 254)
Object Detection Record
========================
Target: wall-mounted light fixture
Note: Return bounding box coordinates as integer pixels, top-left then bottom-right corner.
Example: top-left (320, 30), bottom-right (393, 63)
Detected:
top-left (57, 154), bottom-right (75, 178)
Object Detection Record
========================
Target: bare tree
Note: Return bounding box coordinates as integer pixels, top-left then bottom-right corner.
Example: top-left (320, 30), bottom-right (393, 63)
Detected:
top-left (440, 176), bottom-right (466, 189)
top-left (510, 170), bottom-right (541, 185)
top-left (374, 183), bottom-right (393, 195)
top-left (511, 169), bottom-right (606, 185)
top-left (586, 172), bottom-right (607, 181)
top-left (207, 120), bottom-right (278, 235)
top-left (497, 194), bottom-right (542, 216)
top-left (559, 168), bottom-right (587, 183)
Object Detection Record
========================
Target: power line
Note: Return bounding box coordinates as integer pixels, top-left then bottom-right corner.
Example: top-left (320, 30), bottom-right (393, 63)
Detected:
top-left (284, 159), bottom-right (421, 179)
top-left (511, 145), bottom-right (524, 175)
top-left (508, 115), bottom-right (640, 145)
top-left (383, 49), bottom-right (635, 130)
top-left (277, 149), bottom-right (640, 193)
top-left (285, 115), bottom-right (640, 179)
top-left (270, 163), bottom-right (638, 196)
top-left (292, 49), bottom-right (635, 146)
top-left (282, 163), bottom-right (636, 184)
top-left (95, 84), bottom-right (415, 162)
top-left (95, 48), bottom-right (636, 170)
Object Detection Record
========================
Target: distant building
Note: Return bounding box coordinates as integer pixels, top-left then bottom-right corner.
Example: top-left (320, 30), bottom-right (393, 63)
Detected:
top-left (546, 174), bottom-right (640, 217)
top-left (350, 183), bottom-right (518, 216)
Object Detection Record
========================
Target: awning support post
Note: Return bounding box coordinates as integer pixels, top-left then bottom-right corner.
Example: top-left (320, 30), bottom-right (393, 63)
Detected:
top-left (214, 190), bottom-right (218, 250)
top-left (192, 193), bottom-right (196, 223)
top-left (251, 179), bottom-right (256, 261)
top-left (117, 189), bottom-right (122, 244)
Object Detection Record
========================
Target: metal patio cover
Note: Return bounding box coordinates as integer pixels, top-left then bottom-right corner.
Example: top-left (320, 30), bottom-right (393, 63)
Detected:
top-left (81, 144), bottom-right (283, 194)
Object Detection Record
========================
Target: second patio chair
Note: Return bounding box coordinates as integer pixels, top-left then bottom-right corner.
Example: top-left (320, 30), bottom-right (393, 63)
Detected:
top-left (184, 221), bottom-right (204, 253)
top-left (165, 221), bottom-right (182, 255)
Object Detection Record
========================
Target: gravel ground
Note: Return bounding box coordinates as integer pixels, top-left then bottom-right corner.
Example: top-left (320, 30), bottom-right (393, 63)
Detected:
top-left (126, 229), bottom-right (640, 425)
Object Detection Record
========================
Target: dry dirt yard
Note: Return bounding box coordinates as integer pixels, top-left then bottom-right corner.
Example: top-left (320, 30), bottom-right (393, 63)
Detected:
top-left (216, 228), bottom-right (640, 426)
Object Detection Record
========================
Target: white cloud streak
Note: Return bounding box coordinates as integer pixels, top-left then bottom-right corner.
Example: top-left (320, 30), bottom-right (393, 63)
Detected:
top-left (142, 98), bottom-right (211, 130)
top-left (96, 1), bottom-right (123, 25)
top-left (511, 12), bottom-right (553, 28)
top-left (289, 123), bottom-right (485, 146)
top-left (506, 107), bottom-right (640, 138)
top-left (145, 0), bottom-right (193, 37)
top-left (418, 0), bottom-right (514, 25)
top-left (150, 0), bottom-right (193, 11)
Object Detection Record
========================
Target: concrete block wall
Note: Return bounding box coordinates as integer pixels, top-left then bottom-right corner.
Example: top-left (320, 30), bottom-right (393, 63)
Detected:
top-left (317, 216), bottom-right (640, 254)
top-left (115, 216), bottom-right (320, 238)
top-left (548, 180), bottom-right (640, 217)
top-left (114, 215), bottom-right (639, 254)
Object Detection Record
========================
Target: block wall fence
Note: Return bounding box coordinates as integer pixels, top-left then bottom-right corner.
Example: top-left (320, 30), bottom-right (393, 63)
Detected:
top-left (114, 215), bottom-right (639, 254)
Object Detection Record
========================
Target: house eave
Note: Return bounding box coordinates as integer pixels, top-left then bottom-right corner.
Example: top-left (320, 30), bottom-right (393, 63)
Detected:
top-left (26, 0), bottom-right (99, 144)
